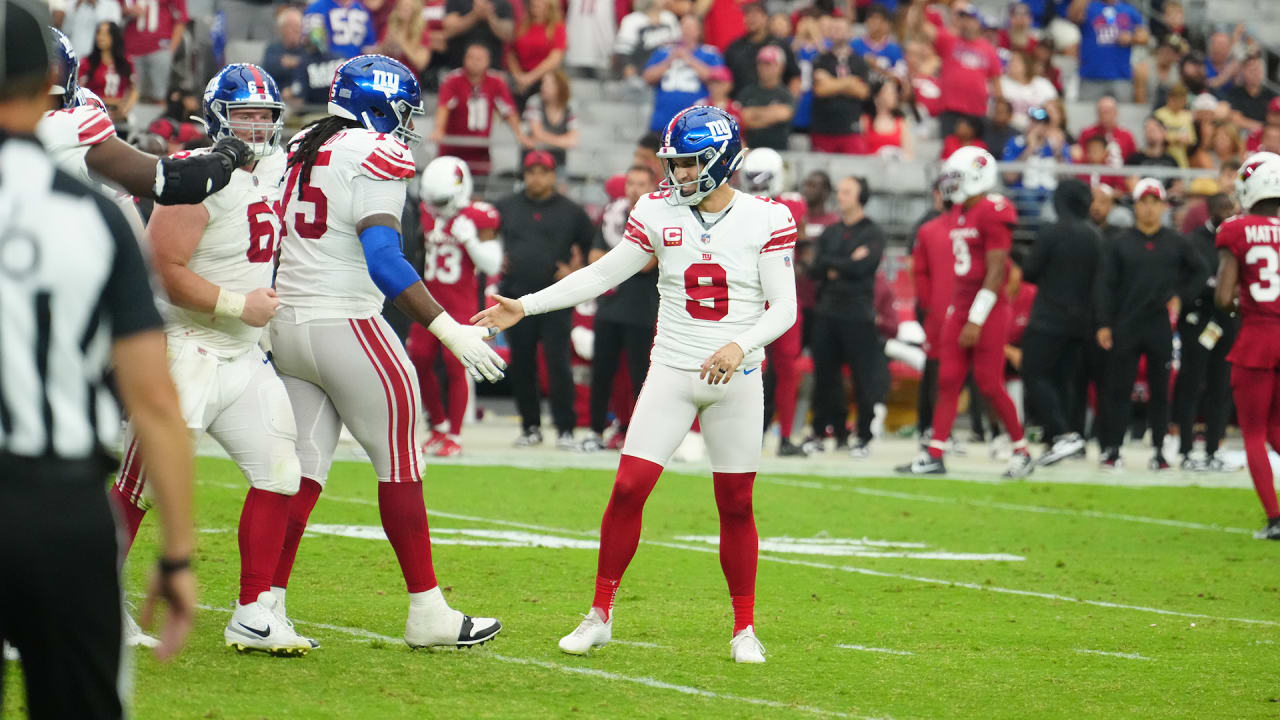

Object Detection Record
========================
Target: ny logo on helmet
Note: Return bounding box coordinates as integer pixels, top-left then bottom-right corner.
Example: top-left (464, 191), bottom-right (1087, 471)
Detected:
top-left (706, 119), bottom-right (734, 142)
top-left (372, 70), bottom-right (400, 97)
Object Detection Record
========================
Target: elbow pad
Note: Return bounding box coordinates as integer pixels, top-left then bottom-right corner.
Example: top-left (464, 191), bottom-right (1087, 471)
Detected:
top-left (359, 225), bottom-right (421, 299)
top-left (153, 136), bottom-right (250, 205)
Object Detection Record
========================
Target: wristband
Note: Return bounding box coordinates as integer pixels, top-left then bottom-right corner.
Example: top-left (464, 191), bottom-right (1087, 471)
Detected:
top-left (967, 288), bottom-right (997, 327)
top-left (214, 289), bottom-right (246, 319)
top-left (158, 556), bottom-right (191, 575)
top-left (427, 311), bottom-right (461, 338)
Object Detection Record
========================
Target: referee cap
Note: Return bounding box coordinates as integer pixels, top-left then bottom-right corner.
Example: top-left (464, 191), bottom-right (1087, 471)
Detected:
top-left (0, 0), bottom-right (52, 90)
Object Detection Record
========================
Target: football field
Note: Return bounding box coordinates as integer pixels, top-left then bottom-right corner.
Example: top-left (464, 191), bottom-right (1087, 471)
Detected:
top-left (4, 447), bottom-right (1279, 719)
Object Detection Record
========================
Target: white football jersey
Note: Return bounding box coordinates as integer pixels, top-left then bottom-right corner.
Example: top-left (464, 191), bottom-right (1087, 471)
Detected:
top-left (158, 148), bottom-right (289, 356)
top-left (625, 189), bottom-right (797, 371)
top-left (36, 100), bottom-right (145, 235)
top-left (275, 127), bottom-right (416, 322)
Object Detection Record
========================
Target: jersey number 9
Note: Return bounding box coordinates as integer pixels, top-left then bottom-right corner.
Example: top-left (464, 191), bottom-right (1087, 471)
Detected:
top-left (684, 263), bottom-right (729, 321)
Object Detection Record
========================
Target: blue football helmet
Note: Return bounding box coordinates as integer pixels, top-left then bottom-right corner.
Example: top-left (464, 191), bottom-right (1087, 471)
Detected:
top-left (203, 63), bottom-right (286, 159)
top-left (48, 27), bottom-right (78, 109)
top-left (328, 54), bottom-right (425, 145)
top-left (656, 105), bottom-right (746, 206)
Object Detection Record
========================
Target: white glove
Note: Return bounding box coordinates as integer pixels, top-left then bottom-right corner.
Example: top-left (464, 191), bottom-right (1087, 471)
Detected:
top-left (428, 313), bottom-right (507, 383)
top-left (450, 214), bottom-right (478, 243)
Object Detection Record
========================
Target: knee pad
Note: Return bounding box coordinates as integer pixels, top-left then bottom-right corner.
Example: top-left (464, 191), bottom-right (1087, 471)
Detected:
top-left (250, 381), bottom-right (302, 496)
top-left (251, 449), bottom-right (302, 496)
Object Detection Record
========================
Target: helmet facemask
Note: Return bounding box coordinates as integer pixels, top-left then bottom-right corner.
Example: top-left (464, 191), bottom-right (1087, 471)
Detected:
top-left (658, 143), bottom-right (739, 206)
top-left (211, 100), bottom-right (285, 159)
top-left (389, 98), bottom-right (425, 146)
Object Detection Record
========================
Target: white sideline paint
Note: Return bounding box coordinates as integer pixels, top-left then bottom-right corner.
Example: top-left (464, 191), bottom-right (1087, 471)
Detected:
top-left (674, 535), bottom-right (1025, 562)
top-left (836, 645), bottom-right (914, 656)
top-left (197, 480), bottom-right (1280, 628)
top-left (305, 524), bottom-right (600, 550)
top-left (191, 603), bottom-right (864, 718)
top-left (1075, 649), bottom-right (1154, 661)
top-left (759, 477), bottom-right (1254, 536)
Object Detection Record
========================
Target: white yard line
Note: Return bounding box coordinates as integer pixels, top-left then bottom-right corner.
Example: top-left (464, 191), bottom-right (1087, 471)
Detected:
top-left (1074, 649), bottom-right (1154, 661)
top-left (835, 645), bottom-right (914, 656)
top-left (197, 481), bottom-right (1280, 628)
top-left (759, 477), bottom-right (1254, 535)
top-left (192, 603), bottom-right (863, 719)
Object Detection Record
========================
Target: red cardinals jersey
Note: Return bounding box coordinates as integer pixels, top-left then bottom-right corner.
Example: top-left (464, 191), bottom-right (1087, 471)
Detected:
top-left (420, 201), bottom-right (501, 319)
top-left (912, 213), bottom-right (955, 358)
top-left (438, 69), bottom-right (515, 143)
top-left (1217, 213), bottom-right (1280, 370)
top-left (944, 193), bottom-right (1017, 306)
top-left (77, 58), bottom-right (135, 104)
top-left (123, 0), bottom-right (188, 56)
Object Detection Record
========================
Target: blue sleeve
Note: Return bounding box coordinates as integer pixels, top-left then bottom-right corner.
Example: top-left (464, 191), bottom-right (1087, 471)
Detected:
top-left (359, 225), bottom-right (421, 299)
top-left (1126, 6), bottom-right (1144, 26)
top-left (644, 48), bottom-right (668, 70)
top-left (1001, 137), bottom-right (1021, 161)
top-left (704, 49), bottom-right (724, 67)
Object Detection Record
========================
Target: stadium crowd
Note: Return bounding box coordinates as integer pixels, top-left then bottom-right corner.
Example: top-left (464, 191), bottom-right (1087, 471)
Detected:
top-left (42, 0), bottom-right (1280, 472)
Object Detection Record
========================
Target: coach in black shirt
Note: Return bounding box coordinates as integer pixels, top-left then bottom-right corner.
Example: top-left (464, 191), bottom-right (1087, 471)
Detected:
top-left (1095, 179), bottom-right (1207, 469)
top-left (808, 176), bottom-right (887, 455)
top-left (496, 150), bottom-right (594, 448)
top-left (0, 3), bottom-right (196, 716)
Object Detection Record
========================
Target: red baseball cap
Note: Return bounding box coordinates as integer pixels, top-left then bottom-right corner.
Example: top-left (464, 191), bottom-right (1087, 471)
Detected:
top-left (756, 45), bottom-right (785, 65)
top-left (707, 66), bottom-right (733, 84)
top-left (1132, 177), bottom-right (1167, 202)
top-left (523, 149), bottom-right (557, 170)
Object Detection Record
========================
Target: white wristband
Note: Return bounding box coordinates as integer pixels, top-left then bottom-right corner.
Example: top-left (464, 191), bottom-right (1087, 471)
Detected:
top-left (214, 289), bottom-right (246, 319)
top-left (967, 288), bottom-right (997, 326)
top-left (153, 159), bottom-right (165, 197)
top-left (427, 311), bottom-right (461, 338)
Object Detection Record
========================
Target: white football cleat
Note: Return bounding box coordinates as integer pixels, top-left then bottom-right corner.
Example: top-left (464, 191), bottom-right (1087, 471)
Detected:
top-left (730, 625), bottom-right (766, 663)
top-left (224, 591), bottom-right (310, 656)
top-left (124, 612), bottom-right (160, 649)
top-left (268, 588), bottom-right (319, 649)
top-left (3, 641), bottom-right (19, 661)
top-left (404, 587), bottom-right (501, 649)
top-left (558, 608), bottom-right (611, 656)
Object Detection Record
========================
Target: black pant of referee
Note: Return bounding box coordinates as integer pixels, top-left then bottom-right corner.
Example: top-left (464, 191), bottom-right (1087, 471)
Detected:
top-left (1099, 315), bottom-right (1174, 454)
top-left (506, 308), bottom-right (578, 435)
top-left (0, 457), bottom-right (125, 719)
top-left (810, 315), bottom-right (887, 445)
top-left (1172, 312), bottom-right (1238, 459)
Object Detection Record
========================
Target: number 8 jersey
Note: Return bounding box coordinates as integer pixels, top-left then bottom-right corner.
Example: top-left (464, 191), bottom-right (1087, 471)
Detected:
top-left (625, 190), bottom-right (796, 371)
top-left (157, 147), bottom-right (288, 356)
top-left (1216, 213), bottom-right (1280, 368)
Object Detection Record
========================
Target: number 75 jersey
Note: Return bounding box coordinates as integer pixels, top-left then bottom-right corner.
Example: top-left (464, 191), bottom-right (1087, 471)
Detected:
top-left (624, 190), bottom-right (796, 371)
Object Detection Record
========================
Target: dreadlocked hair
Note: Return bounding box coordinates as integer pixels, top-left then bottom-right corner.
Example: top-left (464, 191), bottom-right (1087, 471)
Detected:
top-left (288, 115), bottom-right (361, 196)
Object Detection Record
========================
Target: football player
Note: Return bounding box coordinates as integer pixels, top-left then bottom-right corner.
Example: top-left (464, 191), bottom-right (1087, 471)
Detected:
top-left (409, 156), bottom-right (503, 457)
top-left (896, 147), bottom-right (1034, 477)
top-left (1214, 152), bottom-right (1280, 539)
top-left (475, 105), bottom-right (797, 663)
top-left (269, 55), bottom-right (505, 649)
top-left (110, 64), bottom-right (311, 655)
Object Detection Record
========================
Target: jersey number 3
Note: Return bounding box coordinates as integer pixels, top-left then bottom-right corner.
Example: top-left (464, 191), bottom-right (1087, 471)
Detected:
top-left (1246, 245), bottom-right (1280, 303)
top-left (684, 263), bottom-right (728, 321)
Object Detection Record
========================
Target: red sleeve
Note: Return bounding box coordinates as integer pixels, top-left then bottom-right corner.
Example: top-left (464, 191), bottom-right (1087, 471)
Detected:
top-left (171, 0), bottom-right (189, 24)
top-left (980, 198), bottom-right (1016, 252)
top-left (77, 108), bottom-right (116, 145)
top-left (1215, 218), bottom-right (1240, 252)
top-left (625, 212), bottom-right (654, 253)
top-left (986, 44), bottom-right (1002, 79)
top-left (438, 76), bottom-right (458, 107)
top-left (912, 235), bottom-right (930, 310)
top-left (463, 203), bottom-right (501, 231)
top-left (493, 76), bottom-right (516, 117)
top-left (76, 57), bottom-right (90, 85)
top-left (551, 22), bottom-right (566, 51)
top-left (360, 138), bottom-right (416, 180)
top-left (761, 202), bottom-right (798, 254)
top-left (933, 26), bottom-right (954, 56)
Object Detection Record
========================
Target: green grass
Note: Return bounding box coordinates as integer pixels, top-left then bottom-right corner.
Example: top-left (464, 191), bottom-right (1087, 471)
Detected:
top-left (5, 456), bottom-right (1280, 719)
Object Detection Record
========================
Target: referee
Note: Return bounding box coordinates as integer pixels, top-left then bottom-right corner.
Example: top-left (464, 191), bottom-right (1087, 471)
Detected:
top-left (0, 2), bottom-right (197, 717)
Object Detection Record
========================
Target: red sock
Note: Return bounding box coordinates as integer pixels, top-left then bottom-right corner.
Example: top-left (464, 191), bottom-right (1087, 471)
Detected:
top-left (592, 455), bottom-right (663, 621)
top-left (713, 472), bottom-right (758, 634)
top-left (272, 477), bottom-right (322, 589)
top-left (378, 481), bottom-right (438, 594)
top-left (109, 484), bottom-right (146, 556)
top-left (238, 488), bottom-right (292, 605)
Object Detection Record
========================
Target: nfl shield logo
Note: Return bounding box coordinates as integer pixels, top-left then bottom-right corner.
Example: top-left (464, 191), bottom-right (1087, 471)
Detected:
top-left (701, 233), bottom-right (711, 243)
top-left (784, 255), bottom-right (792, 267)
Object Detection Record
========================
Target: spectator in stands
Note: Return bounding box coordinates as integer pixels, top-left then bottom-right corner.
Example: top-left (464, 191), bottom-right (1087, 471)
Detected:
top-left (1227, 54), bottom-right (1277, 133)
top-left (984, 99), bottom-right (1019, 155)
top-left (122, 0), bottom-right (187, 103)
top-left (852, 4), bottom-right (903, 76)
top-left (697, 0), bottom-right (745, 54)
top-left (581, 165), bottom-right (659, 453)
top-left (768, 11), bottom-right (790, 41)
top-left (811, 15), bottom-right (870, 154)
top-left (800, 170), bottom-right (838, 232)
top-left (1080, 134), bottom-right (1126, 192)
top-left (1046, 97), bottom-right (1074, 140)
top-left (376, 0), bottom-right (432, 77)
top-left (1189, 120), bottom-right (1243, 169)
top-left (443, 0), bottom-right (514, 69)
top-left (1078, 95), bottom-right (1136, 165)
top-left (737, 45), bottom-right (794, 151)
top-left (698, 65), bottom-right (743, 125)
top-left (724, 2), bottom-right (800, 99)
top-left (523, 69), bottom-right (578, 168)
top-left (612, 0), bottom-right (679, 83)
top-left (1001, 50), bottom-right (1058, 131)
top-left (1155, 83), bottom-right (1195, 166)
top-left (1204, 28), bottom-right (1242, 95)
top-left (364, 0), bottom-right (396, 41)
top-left (304, 0), bottom-right (376, 59)
top-left (496, 151), bottom-right (596, 449)
top-left (1180, 158), bottom-right (1238, 233)
top-left (564, 0), bottom-right (615, 77)
top-left (643, 15), bottom-right (723, 132)
top-left (64, 0), bottom-right (122, 56)
top-left (433, 43), bottom-right (530, 178)
top-left (1126, 116), bottom-right (1179, 173)
top-left (262, 7), bottom-right (307, 106)
top-left (860, 77), bottom-right (913, 159)
top-left (790, 12), bottom-right (824, 134)
top-left (1149, 0), bottom-right (1201, 52)
top-left (222, 0), bottom-right (278, 42)
top-left (1002, 105), bottom-right (1070, 212)
top-left (632, 131), bottom-right (663, 178)
top-left (911, 1), bottom-right (1003, 137)
top-left (1176, 52), bottom-right (1209, 99)
top-left (1247, 99), bottom-right (1280, 152)
top-left (810, 176), bottom-right (888, 457)
top-left (905, 38), bottom-right (944, 124)
top-left (1068, 0), bottom-right (1147, 102)
top-left (999, 2), bottom-right (1038, 55)
top-left (940, 114), bottom-right (985, 159)
top-left (292, 32), bottom-right (347, 108)
top-left (506, 0), bottom-right (566, 107)
top-left (1143, 34), bottom-right (1186, 107)
top-left (78, 22), bottom-right (136, 127)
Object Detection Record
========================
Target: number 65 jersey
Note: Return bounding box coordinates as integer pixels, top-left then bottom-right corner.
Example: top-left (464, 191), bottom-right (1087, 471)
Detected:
top-left (1216, 213), bottom-right (1280, 369)
top-left (157, 148), bottom-right (289, 356)
top-left (624, 190), bottom-right (796, 371)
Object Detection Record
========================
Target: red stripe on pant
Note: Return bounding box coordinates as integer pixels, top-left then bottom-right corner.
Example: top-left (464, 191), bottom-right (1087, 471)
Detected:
top-left (350, 318), bottom-right (402, 481)
top-left (115, 436), bottom-right (146, 506)
top-left (352, 318), bottom-right (420, 482)
top-left (367, 319), bottom-right (423, 480)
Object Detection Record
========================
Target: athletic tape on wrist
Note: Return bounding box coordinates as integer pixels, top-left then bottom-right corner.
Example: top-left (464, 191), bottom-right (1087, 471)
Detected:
top-left (214, 289), bottom-right (246, 319)
top-left (967, 288), bottom-right (997, 326)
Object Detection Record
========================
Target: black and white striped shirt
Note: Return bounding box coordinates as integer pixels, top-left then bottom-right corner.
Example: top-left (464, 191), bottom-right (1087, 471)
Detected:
top-left (0, 133), bottom-right (161, 460)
